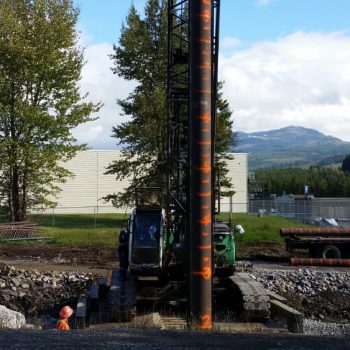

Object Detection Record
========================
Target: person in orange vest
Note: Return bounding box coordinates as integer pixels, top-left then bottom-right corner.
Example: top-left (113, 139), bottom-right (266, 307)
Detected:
top-left (56, 305), bottom-right (74, 331)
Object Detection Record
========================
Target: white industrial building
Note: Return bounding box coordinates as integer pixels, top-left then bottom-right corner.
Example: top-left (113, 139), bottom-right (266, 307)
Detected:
top-left (46, 151), bottom-right (247, 214)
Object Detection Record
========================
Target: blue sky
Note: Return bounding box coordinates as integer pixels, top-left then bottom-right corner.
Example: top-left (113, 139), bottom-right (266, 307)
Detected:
top-left (77, 0), bottom-right (350, 45)
top-left (73, 0), bottom-right (350, 148)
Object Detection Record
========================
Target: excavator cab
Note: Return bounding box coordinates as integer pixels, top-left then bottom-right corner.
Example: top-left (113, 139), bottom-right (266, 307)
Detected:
top-left (128, 188), bottom-right (165, 276)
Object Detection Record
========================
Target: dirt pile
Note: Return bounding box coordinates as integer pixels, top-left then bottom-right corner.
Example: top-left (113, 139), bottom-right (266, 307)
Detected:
top-left (0, 244), bottom-right (117, 268)
top-left (284, 291), bottom-right (350, 323)
top-left (0, 263), bottom-right (96, 317)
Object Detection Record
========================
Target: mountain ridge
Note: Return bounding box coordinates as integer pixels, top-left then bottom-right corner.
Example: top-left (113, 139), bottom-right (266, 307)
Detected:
top-left (234, 126), bottom-right (350, 169)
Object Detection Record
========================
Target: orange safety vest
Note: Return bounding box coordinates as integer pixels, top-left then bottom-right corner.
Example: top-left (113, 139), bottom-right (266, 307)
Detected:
top-left (56, 318), bottom-right (70, 331)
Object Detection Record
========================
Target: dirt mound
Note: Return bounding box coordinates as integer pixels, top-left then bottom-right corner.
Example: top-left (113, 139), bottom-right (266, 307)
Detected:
top-left (0, 243), bottom-right (117, 268)
top-left (281, 290), bottom-right (350, 323)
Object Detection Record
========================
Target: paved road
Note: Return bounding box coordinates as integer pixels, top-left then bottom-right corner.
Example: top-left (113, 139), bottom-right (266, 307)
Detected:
top-left (0, 328), bottom-right (349, 350)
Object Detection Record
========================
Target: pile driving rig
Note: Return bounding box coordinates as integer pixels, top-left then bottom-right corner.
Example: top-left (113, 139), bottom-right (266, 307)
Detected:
top-left (122, 0), bottom-right (270, 329)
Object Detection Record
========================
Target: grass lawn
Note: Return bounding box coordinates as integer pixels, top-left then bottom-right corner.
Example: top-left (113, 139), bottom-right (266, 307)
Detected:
top-left (22, 212), bottom-right (310, 247)
top-left (220, 213), bottom-right (309, 242)
top-left (30, 213), bottom-right (128, 247)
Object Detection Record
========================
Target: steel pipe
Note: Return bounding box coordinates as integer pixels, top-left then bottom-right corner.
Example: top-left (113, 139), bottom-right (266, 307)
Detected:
top-left (189, 0), bottom-right (213, 330)
top-left (280, 227), bottom-right (350, 237)
top-left (290, 258), bottom-right (350, 267)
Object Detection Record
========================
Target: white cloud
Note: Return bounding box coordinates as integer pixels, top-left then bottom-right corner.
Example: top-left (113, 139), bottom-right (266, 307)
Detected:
top-left (221, 37), bottom-right (241, 50)
top-left (219, 32), bottom-right (350, 141)
top-left (75, 42), bottom-right (136, 149)
top-left (74, 125), bottom-right (103, 143)
top-left (76, 31), bottom-right (350, 149)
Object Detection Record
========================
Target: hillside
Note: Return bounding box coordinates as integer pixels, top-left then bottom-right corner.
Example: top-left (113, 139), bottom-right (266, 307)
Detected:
top-left (234, 126), bottom-right (350, 169)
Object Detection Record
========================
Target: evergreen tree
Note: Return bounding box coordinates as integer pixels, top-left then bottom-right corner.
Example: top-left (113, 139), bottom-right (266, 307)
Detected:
top-left (0, 0), bottom-right (101, 221)
top-left (341, 154), bottom-right (350, 173)
top-left (253, 166), bottom-right (350, 197)
top-left (106, 0), bottom-right (236, 207)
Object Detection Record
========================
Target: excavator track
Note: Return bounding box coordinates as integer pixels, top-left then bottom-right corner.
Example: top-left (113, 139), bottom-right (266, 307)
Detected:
top-left (228, 272), bottom-right (270, 320)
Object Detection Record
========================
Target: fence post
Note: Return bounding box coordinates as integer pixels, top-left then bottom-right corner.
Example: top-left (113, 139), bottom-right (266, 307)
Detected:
top-left (229, 195), bottom-right (233, 228)
top-left (52, 208), bottom-right (55, 230)
top-left (94, 207), bottom-right (97, 229)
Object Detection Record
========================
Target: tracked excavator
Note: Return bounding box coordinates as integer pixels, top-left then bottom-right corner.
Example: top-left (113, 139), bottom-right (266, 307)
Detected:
top-left (116, 0), bottom-right (270, 328)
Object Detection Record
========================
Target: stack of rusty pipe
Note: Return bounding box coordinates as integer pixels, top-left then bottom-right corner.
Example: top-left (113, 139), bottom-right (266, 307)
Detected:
top-left (280, 227), bottom-right (350, 267)
top-left (280, 227), bottom-right (350, 237)
top-left (290, 258), bottom-right (350, 267)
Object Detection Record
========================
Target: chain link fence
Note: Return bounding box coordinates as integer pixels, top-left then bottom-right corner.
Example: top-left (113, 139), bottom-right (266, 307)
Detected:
top-left (249, 199), bottom-right (350, 227)
top-left (28, 206), bottom-right (129, 231)
top-left (2, 198), bottom-right (350, 233)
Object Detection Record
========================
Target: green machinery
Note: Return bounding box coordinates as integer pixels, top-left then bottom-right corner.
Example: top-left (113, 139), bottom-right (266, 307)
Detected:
top-left (127, 188), bottom-right (236, 278)
top-left (122, 187), bottom-right (270, 322)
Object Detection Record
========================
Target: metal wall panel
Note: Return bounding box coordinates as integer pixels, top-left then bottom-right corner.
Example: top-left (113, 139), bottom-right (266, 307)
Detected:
top-left (42, 151), bottom-right (247, 214)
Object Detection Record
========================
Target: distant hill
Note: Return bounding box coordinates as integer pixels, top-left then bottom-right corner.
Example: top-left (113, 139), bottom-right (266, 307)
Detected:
top-left (233, 126), bottom-right (350, 170)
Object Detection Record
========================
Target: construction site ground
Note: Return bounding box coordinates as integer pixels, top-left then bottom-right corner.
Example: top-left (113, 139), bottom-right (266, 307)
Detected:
top-left (0, 241), bottom-right (286, 269)
top-left (0, 243), bottom-right (117, 271)
top-left (1, 242), bottom-right (349, 324)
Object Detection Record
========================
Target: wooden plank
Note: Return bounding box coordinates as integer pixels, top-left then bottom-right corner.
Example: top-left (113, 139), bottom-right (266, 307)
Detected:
top-left (89, 283), bottom-right (99, 312)
top-left (266, 290), bottom-right (287, 303)
top-left (270, 299), bottom-right (303, 334)
top-left (98, 277), bottom-right (107, 299)
top-left (75, 297), bottom-right (87, 329)
top-left (111, 269), bottom-right (120, 285)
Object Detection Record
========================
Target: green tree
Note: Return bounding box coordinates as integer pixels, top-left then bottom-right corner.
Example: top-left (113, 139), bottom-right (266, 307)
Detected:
top-left (0, 0), bottom-right (101, 221)
top-left (106, 0), bottom-right (236, 207)
top-left (341, 154), bottom-right (350, 173)
top-left (253, 166), bottom-right (350, 197)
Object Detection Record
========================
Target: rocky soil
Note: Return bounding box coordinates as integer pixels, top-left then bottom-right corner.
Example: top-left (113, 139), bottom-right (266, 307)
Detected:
top-left (1, 244), bottom-right (349, 336)
top-left (253, 266), bottom-right (350, 336)
top-left (254, 267), bottom-right (350, 323)
top-left (0, 262), bottom-right (96, 320)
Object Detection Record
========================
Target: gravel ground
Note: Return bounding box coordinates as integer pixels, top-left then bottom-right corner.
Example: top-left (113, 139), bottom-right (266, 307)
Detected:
top-left (254, 268), bottom-right (350, 297)
top-left (253, 266), bottom-right (350, 336)
top-left (0, 263), bottom-right (96, 318)
top-left (1, 254), bottom-right (350, 338)
top-left (304, 319), bottom-right (350, 337)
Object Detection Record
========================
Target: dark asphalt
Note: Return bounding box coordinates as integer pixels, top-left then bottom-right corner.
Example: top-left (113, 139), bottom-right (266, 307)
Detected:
top-left (0, 328), bottom-right (349, 350)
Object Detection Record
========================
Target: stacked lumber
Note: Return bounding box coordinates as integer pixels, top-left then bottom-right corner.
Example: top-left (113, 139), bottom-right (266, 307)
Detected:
top-left (0, 221), bottom-right (41, 239)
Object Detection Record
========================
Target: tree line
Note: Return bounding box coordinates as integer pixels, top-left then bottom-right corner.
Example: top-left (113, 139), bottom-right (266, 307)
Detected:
top-left (105, 0), bottom-right (235, 206)
top-left (0, 0), bottom-right (236, 221)
top-left (0, 0), bottom-right (101, 221)
top-left (252, 159), bottom-right (350, 198)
